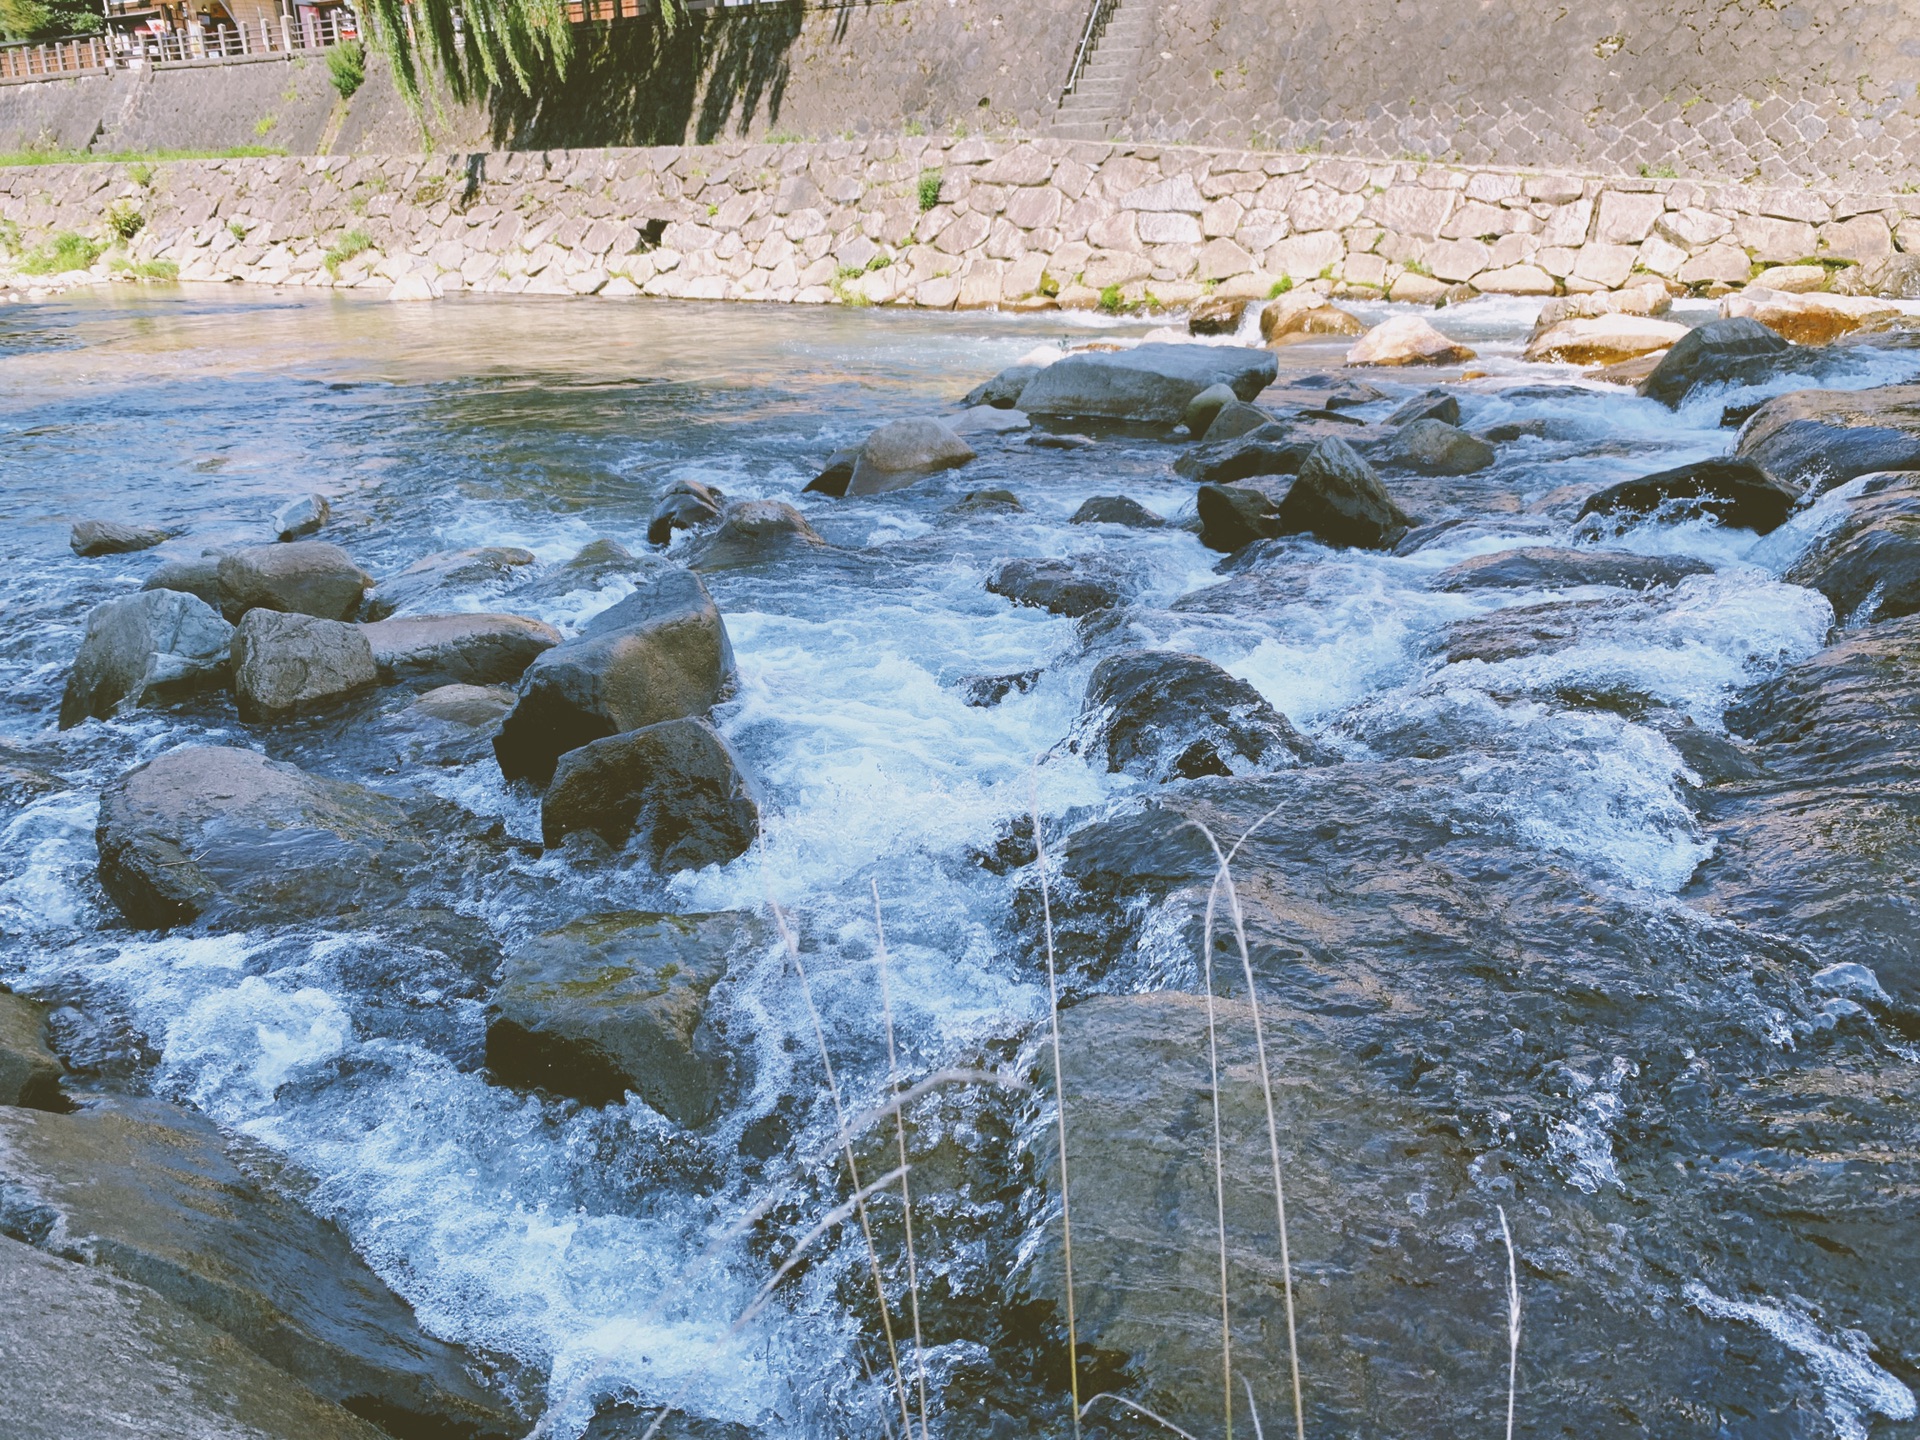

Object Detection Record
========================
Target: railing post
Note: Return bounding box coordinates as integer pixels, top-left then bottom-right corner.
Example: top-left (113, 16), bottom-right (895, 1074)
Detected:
top-left (281, 15), bottom-right (292, 51)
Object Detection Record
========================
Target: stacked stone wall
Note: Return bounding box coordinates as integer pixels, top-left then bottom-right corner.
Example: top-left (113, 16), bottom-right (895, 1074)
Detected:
top-left (5, 137), bottom-right (1916, 307)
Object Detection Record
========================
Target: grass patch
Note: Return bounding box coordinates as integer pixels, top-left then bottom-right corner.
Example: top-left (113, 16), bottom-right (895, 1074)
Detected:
top-left (322, 227), bottom-right (373, 276)
top-left (917, 169), bottom-right (943, 212)
top-left (1098, 283), bottom-right (1124, 313)
top-left (17, 231), bottom-right (105, 275)
top-left (106, 200), bottom-right (144, 241)
top-left (1267, 275), bottom-right (1294, 299)
top-left (0, 145), bottom-right (285, 168)
top-left (111, 256), bottom-right (178, 280)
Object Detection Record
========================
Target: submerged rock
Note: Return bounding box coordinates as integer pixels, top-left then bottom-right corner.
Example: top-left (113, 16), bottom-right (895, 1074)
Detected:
top-left (409, 682), bottom-right (519, 727)
top-left (0, 1097), bottom-right (513, 1437)
top-left (360, 612), bottom-right (562, 689)
top-left (542, 716), bottom-right (759, 870)
top-left (95, 745), bottom-right (497, 928)
top-left (58, 589), bottom-right (233, 730)
top-left (1080, 650), bottom-right (1322, 781)
top-left (1735, 383), bottom-right (1920, 494)
top-left (231, 610), bottom-right (378, 722)
top-left (646, 479), bottom-right (726, 546)
top-left (1383, 390), bottom-right (1461, 427)
top-left (686, 499), bottom-right (828, 568)
top-left (1175, 426), bottom-right (1315, 485)
top-left (1578, 457), bottom-right (1799, 533)
top-left (486, 910), bottom-right (760, 1124)
top-left (70, 519), bottom-right (171, 557)
top-left (0, 988), bottom-right (64, 1109)
top-left (1785, 470), bottom-right (1920, 622)
top-left (1345, 315), bottom-right (1475, 366)
top-left (1637, 316), bottom-right (1791, 407)
top-left (1432, 546), bottom-right (1713, 592)
top-left (803, 448), bottom-right (860, 497)
top-left (217, 542), bottom-right (372, 623)
top-left (986, 557), bottom-right (1124, 617)
top-left (1381, 418), bottom-right (1495, 475)
top-left (1277, 437), bottom-right (1411, 549)
top-left (362, 546), bottom-right (537, 620)
top-left (1017, 343), bottom-right (1277, 424)
top-left (1071, 495), bottom-right (1166, 529)
top-left (1, 1234), bottom-right (389, 1440)
top-left (1186, 295), bottom-right (1248, 335)
top-left (495, 568), bottom-right (736, 786)
top-left (848, 418), bottom-right (976, 495)
top-left (271, 493), bottom-right (330, 542)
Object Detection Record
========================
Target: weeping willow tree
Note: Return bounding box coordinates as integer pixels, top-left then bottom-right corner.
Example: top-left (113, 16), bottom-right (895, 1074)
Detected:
top-left (357, 0), bottom-right (681, 106)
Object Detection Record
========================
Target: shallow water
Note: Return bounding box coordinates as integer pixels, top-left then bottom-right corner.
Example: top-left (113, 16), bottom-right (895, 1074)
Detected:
top-left (2, 287), bottom-right (1917, 1440)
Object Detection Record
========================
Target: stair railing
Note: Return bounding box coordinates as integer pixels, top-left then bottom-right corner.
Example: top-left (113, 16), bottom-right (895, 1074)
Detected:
top-left (1061, 0), bottom-right (1116, 101)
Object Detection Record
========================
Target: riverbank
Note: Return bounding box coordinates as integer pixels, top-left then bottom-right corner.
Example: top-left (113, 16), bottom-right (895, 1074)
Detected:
top-left (6, 136), bottom-right (1920, 310)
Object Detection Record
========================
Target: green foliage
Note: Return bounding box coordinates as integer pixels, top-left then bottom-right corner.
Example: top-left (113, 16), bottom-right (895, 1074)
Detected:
top-left (111, 256), bottom-right (177, 280)
top-left (18, 231), bottom-right (104, 275)
top-left (105, 200), bottom-right (144, 241)
top-left (0, 0), bottom-right (100, 41)
top-left (414, 175), bottom-right (447, 208)
top-left (358, 0), bottom-right (578, 107)
top-left (1638, 162), bottom-right (1679, 179)
top-left (323, 228), bottom-right (373, 275)
top-left (229, 220), bottom-right (249, 241)
top-left (254, 114), bottom-right (278, 138)
top-left (917, 169), bottom-right (942, 212)
top-left (0, 146), bottom-right (280, 169)
top-left (1098, 283), bottom-right (1124, 313)
top-left (0, 218), bottom-right (19, 256)
top-left (903, 119), bottom-right (927, 137)
top-left (1038, 269), bottom-right (1060, 297)
top-left (327, 39), bottom-right (367, 101)
top-left (1267, 276), bottom-right (1293, 299)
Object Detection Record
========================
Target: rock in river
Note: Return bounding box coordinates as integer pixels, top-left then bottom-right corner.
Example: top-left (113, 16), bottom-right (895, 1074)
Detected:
top-left (542, 716), bottom-right (760, 870)
top-left (686, 499), bottom-right (828, 568)
top-left (1345, 314), bottom-right (1475, 366)
top-left (0, 1096), bottom-right (513, 1437)
top-left (1578, 456), bottom-right (1800, 533)
top-left (1523, 314), bottom-right (1689, 366)
top-left (1071, 495), bottom-right (1166, 529)
top-left (1735, 383), bottom-right (1920, 494)
top-left (486, 910), bottom-right (761, 1124)
top-left (1637, 316), bottom-right (1791, 408)
top-left (1277, 437), bottom-right (1412, 549)
top-left (1784, 470), bottom-right (1920, 622)
top-left (360, 612), bottom-right (562, 689)
top-left (271, 492), bottom-right (330, 541)
top-left (362, 546), bottom-right (537, 620)
top-left (231, 610), bottom-right (378, 721)
top-left (494, 568), bottom-right (736, 786)
top-left (0, 987), bottom-right (64, 1109)
top-left (646, 479), bottom-right (726, 546)
top-left (217, 542), bottom-right (372, 623)
top-left (58, 589), bottom-right (233, 730)
top-left (69, 518), bottom-right (171, 557)
top-left (847, 417), bottom-right (976, 495)
top-left (1080, 650), bottom-right (1322, 781)
top-left (1721, 287), bottom-right (1901, 345)
top-left (1017, 343), bottom-right (1277, 424)
top-left (95, 744), bottom-right (498, 928)
top-left (986, 557), bottom-right (1124, 617)
top-left (962, 363), bottom-right (1042, 409)
top-left (1381, 417), bottom-right (1495, 475)
top-left (1196, 478), bottom-right (1288, 553)
top-left (1431, 546), bottom-right (1713, 592)
top-left (143, 552), bottom-right (225, 608)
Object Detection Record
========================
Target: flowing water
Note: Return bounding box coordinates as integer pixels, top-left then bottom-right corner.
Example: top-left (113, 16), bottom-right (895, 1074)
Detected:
top-left (1, 288), bottom-right (1916, 1440)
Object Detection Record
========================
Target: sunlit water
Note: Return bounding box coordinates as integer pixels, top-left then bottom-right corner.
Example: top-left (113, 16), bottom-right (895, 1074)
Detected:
top-left (1, 287), bottom-right (1916, 1439)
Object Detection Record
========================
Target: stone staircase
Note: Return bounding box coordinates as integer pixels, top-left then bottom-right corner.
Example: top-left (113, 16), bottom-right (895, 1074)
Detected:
top-left (1051, 0), bottom-right (1151, 141)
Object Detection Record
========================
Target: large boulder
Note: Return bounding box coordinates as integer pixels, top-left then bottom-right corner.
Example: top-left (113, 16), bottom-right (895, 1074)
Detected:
top-left (142, 553), bottom-right (225, 608)
top-left (1523, 315), bottom-right (1689, 366)
top-left (686, 499), bottom-right (828, 568)
top-left (542, 717), bottom-right (759, 870)
top-left (95, 745), bottom-right (496, 928)
top-left (1276, 437), bottom-right (1411, 549)
top-left (1381, 418), bottom-right (1495, 475)
top-left (1577, 457), bottom-right (1800, 533)
top-left (1186, 296), bottom-right (1248, 335)
top-left (1199, 399), bottom-right (1273, 442)
top-left (1262, 298), bottom-right (1367, 345)
top-left (1637, 316), bottom-right (1791, 407)
top-left (1721, 288), bottom-right (1901, 345)
top-left (1735, 384), bottom-right (1920, 494)
top-left (1383, 391), bottom-right (1461, 427)
top-left (230, 610), bottom-right (378, 722)
top-left (0, 1097), bottom-right (513, 1437)
top-left (1174, 426), bottom-right (1315, 485)
top-left (1080, 650), bottom-right (1323, 781)
top-left (1431, 546), bottom-right (1713, 592)
top-left (360, 612), bottom-right (561, 689)
top-left (847, 418), bottom-right (976, 495)
top-left (494, 569), bottom-right (736, 786)
top-left (986, 558), bottom-right (1124, 617)
top-left (58, 589), bottom-right (233, 730)
top-left (485, 910), bottom-right (760, 1124)
top-left (1196, 479), bottom-right (1289, 553)
top-left (1345, 315), bottom-right (1475, 366)
top-left (1784, 470), bottom-right (1920, 623)
top-left (1528, 283), bottom-right (1672, 336)
top-left (0, 1234), bottom-right (389, 1440)
top-left (1017, 343), bottom-right (1277, 424)
top-left (70, 519), bottom-right (171, 557)
top-left (1181, 381), bottom-right (1238, 434)
top-left (217, 543), bottom-right (372, 623)
top-left (0, 988), bottom-right (64, 1109)
top-left (646, 480), bottom-right (725, 546)
top-left (362, 546), bottom-right (536, 621)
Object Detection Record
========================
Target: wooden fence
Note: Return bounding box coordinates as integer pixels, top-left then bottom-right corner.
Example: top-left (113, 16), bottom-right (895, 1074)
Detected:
top-left (0, 9), bottom-right (355, 83)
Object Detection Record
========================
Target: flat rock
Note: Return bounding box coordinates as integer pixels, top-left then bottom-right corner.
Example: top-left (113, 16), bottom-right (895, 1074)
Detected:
top-left (271, 493), bottom-right (329, 541)
top-left (70, 519), bottom-right (171, 557)
top-left (0, 988), bottom-right (64, 1109)
top-left (0, 1097), bottom-right (512, 1437)
top-left (409, 682), bottom-right (519, 727)
top-left (1784, 470), bottom-right (1920, 622)
top-left (1017, 343), bottom-right (1277, 424)
top-left (58, 589), bottom-right (233, 730)
top-left (1200, 399), bottom-right (1272, 441)
top-left (986, 557), bottom-right (1124, 616)
top-left (1381, 418), bottom-right (1495, 475)
top-left (848, 418), bottom-right (976, 495)
top-left (486, 910), bottom-right (760, 1124)
top-left (1528, 283), bottom-right (1672, 337)
top-left (542, 716), bottom-right (759, 870)
top-left (1578, 457), bottom-right (1800, 534)
top-left (1721, 288), bottom-right (1901, 345)
top-left (0, 1233), bottom-right (388, 1440)
top-left (95, 744), bottom-right (498, 928)
top-left (1383, 391), bottom-right (1460, 427)
top-left (687, 499), bottom-right (828, 568)
top-left (360, 612), bottom-right (561, 689)
top-left (1174, 424), bottom-right (1315, 484)
top-left (495, 568), bottom-right (736, 786)
top-left (1071, 496), bottom-right (1166, 529)
top-left (142, 553), bottom-right (225, 608)
top-left (1080, 649), bottom-right (1323, 781)
top-left (1277, 437), bottom-right (1411, 548)
top-left (1345, 315), bottom-right (1475, 366)
top-left (1431, 546), bottom-right (1714, 592)
top-left (1736, 384), bottom-right (1920, 494)
top-left (1637, 316), bottom-right (1792, 407)
top-left (1523, 315), bottom-right (1689, 366)
top-left (231, 610), bottom-right (378, 722)
top-left (217, 542), bottom-right (372, 623)
top-left (362, 546), bottom-right (537, 620)
top-left (647, 479), bottom-right (726, 546)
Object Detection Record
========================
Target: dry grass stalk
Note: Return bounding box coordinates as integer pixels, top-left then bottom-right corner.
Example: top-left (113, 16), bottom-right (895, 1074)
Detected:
top-left (871, 881), bottom-right (932, 1440)
top-left (1030, 780), bottom-right (1084, 1437)
top-left (1243, 1376), bottom-right (1267, 1440)
top-left (1499, 1206), bottom-right (1521, 1440)
top-left (1200, 840), bottom-right (1236, 1440)
top-left (1080, 1391), bottom-right (1205, 1440)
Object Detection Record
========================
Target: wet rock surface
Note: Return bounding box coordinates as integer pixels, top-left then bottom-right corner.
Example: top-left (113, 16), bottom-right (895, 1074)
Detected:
top-left (231, 610), bottom-right (379, 721)
top-left (1736, 383), bottom-right (1920, 493)
top-left (542, 716), bottom-right (759, 869)
top-left (360, 613), bottom-right (562, 690)
top-left (1579, 456), bottom-right (1801, 533)
top-left (70, 519), bottom-right (172, 557)
top-left (1638, 316), bottom-right (1791, 407)
top-left (0, 987), bottom-right (65, 1108)
top-left (59, 589), bottom-right (233, 730)
top-left (362, 547), bottom-right (537, 621)
top-left (1017, 343), bottom-right (1276, 423)
top-left (847, 417), bottom-right (975, 495)
top-left (1080, 650), bottom-right (1324, 781)
top-left (1432, 545), bottom-right (1714, 592)
top-left (1783, 470), bottom-right (1920, 622)
top-left (218, 542), bottom-right (373, 623)
top-left (986, 557), bottom-right (1125, 616)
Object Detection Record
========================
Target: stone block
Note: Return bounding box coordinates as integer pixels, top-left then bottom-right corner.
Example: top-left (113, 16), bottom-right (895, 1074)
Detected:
top-left (1736, 214), bottom-right (1818, 263)
top-left (1004, 186), bottom-right (1064, 230)
top-left (1475, 264), bottom-right (1557, 295)
top-left (1540, 199), bottom-right (1595, 248)
top-left (1367, 184), bottom-right (1455, 237)
top-left (1427, 237), bottom-right (1492, 282)
top-left (1202, 198), bottom-right (1244, 238)
top-left (1290, 189), bottom-right (1367, 231)
top-left (1264, 230), bottom-right (1345, 280)
top-left (1820, 214), bottom-right (1893, 261)
top-left (1196, 238), bottom-right (1255, 280)
top-left (1638, 234), bottom-right (1691, 276)
top-left (1594, 190), bottom-right (1666, 244)
top-left (1678, 243), bottom-right (1752, 284)
top-left (1572, 243), bottom-right (1639, 288)
top-left (1138, 211), bottom-right (1203, 245)
top-left (1120, 175), bottom-right (1206, 213)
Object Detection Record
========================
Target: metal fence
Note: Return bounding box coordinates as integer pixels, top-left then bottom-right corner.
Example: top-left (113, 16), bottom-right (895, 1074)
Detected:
top-left (0, 8), bottom-right (355, 83)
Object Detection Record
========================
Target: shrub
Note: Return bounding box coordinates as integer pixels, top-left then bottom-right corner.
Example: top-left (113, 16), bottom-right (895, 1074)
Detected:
top-left (19, 231), bottom-right (105, 275)
top-left (1098, 283), bottom-right (1124, 313)
top-left (0, 218), bottom-right (18, 256)
top-left (322, 227), bottom-right (373, 275)
top-left (326, 39), bottom-right (366, 101)
top-left (106, 200), bottom-right (144, 241)
top-left (917, 169), bottom-right (942, 212)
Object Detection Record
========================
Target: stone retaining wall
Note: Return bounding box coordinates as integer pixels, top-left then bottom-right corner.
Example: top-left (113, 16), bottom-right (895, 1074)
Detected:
top-left (4, 137), bottom-right (1917, 306)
